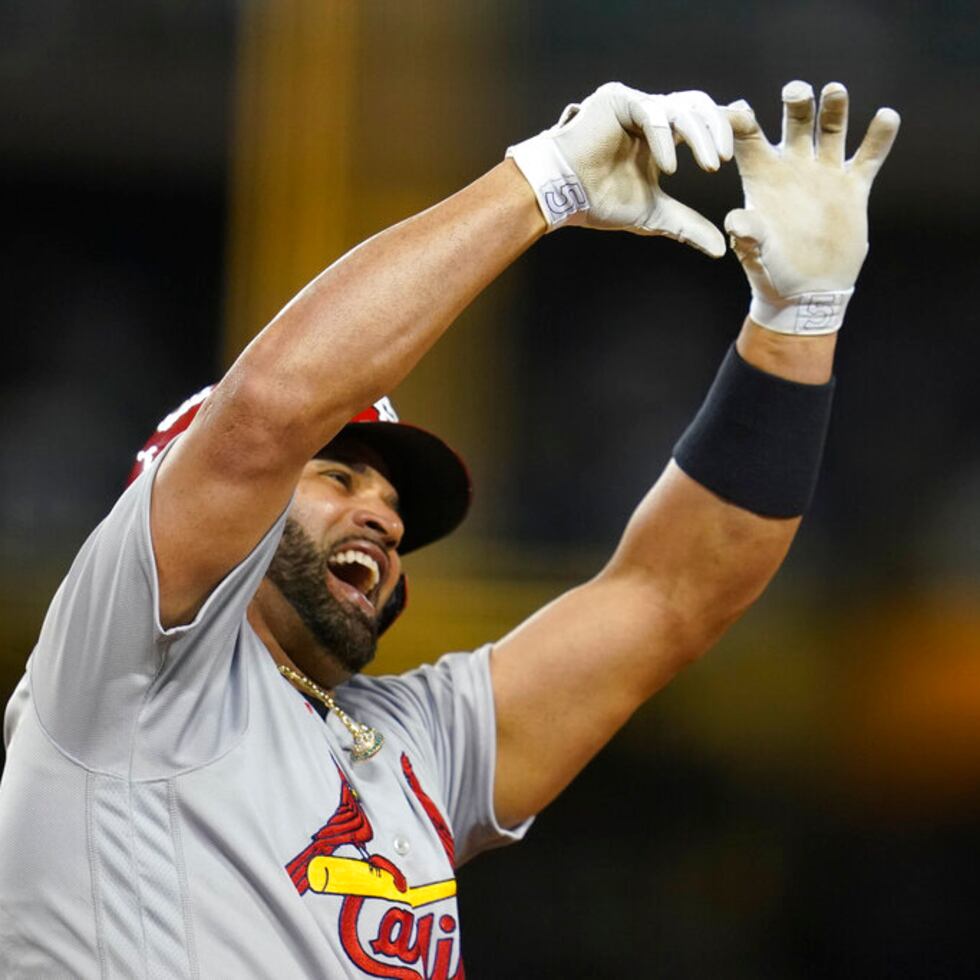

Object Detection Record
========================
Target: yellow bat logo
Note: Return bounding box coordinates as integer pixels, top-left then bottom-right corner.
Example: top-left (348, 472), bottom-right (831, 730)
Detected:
top-left (307, 856), bottom-right (456, 909)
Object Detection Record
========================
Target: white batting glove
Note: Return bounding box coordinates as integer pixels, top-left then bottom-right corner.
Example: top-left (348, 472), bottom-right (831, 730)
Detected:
top-left (726, 80), bottom-right (900, 334)
top-left (507, 82), bottom-right (733, 256)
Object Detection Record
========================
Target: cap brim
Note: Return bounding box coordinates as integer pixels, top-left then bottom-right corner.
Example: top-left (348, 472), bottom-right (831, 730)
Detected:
top-left (332, 421), bottom-right (471, 555)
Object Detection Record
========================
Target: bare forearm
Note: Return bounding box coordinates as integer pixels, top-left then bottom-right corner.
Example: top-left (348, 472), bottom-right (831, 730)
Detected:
top-left (611, 324), bottom-right (837, 652)
top-left (229, 160), bottom-right (545, 453)
top-left (736, 317), bottom-right (837, 383)
top-left (609, 462), bottom-right (798, 661)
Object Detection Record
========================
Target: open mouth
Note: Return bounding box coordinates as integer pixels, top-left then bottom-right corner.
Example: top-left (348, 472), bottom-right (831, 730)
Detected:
top-left (326, 547), bottom-right (383, 609)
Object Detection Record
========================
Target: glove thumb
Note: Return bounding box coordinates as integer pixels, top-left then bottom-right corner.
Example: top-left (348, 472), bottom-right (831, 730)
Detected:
top-left (724, 208), bottom-right (768, 261)
top-left (651, 194), bottom-right (726, 257)
top-left (556, 101), bottom-right (581, 127)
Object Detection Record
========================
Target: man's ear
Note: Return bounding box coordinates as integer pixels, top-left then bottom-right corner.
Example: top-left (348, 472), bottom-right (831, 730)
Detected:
top-left (377, 575), bottom-right (407, 634)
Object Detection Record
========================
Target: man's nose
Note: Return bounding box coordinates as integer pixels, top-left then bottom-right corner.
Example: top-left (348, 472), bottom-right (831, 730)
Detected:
top-left (351, 500), bottom-right (404, 550)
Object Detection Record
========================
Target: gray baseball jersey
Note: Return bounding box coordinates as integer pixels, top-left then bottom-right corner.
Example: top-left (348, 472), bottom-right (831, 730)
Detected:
top-left (0, 452), bottom-right (529, 979)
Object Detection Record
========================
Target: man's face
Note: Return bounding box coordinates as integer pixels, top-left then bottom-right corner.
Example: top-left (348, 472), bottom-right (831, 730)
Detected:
top-left (265, 437), bottom-right (404, 678)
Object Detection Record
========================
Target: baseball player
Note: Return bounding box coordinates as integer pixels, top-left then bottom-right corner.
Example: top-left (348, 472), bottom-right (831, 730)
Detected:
top-left (0, 79), bottom-right (898, 978)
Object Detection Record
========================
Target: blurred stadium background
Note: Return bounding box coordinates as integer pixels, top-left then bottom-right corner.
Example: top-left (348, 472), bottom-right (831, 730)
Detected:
top-left (1, 1), bottom-right (978, 976)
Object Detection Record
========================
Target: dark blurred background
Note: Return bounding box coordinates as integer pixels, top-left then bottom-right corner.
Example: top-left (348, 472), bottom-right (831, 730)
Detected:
top-left (1, 1), bottom-right (978, 977)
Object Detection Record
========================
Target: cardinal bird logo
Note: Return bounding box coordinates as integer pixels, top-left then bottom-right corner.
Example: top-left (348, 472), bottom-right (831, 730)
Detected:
top-left (285, 755), bottom-right (456, 905)
top-left (285, 763), bottom-right (390, 895)
top-left (285, 754), bottom-right (463, 978)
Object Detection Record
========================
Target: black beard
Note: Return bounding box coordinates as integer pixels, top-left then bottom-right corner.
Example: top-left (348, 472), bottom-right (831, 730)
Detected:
top-left (266, 517), bottom-right (379, 675)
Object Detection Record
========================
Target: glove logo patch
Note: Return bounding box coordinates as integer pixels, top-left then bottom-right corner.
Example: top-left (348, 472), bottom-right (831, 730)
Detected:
top-left (795, 292), bottom-right (847, 333)
top-left (541, 177), bottom-right (588, 223)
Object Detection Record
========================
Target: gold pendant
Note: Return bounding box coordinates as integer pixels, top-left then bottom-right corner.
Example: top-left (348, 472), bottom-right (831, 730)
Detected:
top-left (279, 664), bottom-right (383, 762)
top-left (349, 726), bottom-right (385, 762)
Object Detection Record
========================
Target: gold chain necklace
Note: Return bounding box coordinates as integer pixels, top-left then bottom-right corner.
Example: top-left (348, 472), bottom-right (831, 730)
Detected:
top-left (278, 664), bottom-right (384, 762)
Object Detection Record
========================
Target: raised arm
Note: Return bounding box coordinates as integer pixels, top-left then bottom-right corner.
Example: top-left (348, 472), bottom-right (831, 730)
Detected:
top-left (491, 80), bottom-right (900, 827)
top-left (151, 83), bottom-right (732, 629)
top-left (152, 163), bottom-right (542, 626)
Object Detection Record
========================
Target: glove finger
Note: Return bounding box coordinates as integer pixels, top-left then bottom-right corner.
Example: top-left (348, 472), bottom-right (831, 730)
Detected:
top-left (780, 80), bottom-right (816, 156)
top-left (651, 194), bottom-right (726, 257)
top-left (634, 97), bottom-right (677, 175)
top-left (683, 90), bottom-right (734, 161)
top-left (851, 107), bottom-right (901, 183)
top-left (726, 100), bottom-right (773, 169)
top-left (816, 82), bottom-right (848, 165)
top-left (669, 106), bottom-right (721, 172)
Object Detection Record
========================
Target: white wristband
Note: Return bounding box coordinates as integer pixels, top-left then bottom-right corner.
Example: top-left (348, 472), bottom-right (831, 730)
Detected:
top-left (506, 136), bottom-right (590, 230)
top-left (749, 288), bottom-right (854, 335)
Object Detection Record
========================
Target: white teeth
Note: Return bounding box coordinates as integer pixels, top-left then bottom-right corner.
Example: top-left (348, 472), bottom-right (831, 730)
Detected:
top-left (328, 549), bottom-right (380, 592)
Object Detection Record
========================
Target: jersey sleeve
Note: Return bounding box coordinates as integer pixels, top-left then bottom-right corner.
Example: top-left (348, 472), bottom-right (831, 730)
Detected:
top-left (343, 647), bottom-right (533, 867)
top-left (27, 447), bottom-right (289, 777)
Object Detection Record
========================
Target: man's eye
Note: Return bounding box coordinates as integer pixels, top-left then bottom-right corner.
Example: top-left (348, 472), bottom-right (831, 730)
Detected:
top-left (324, 470), bottom-right (352, 488)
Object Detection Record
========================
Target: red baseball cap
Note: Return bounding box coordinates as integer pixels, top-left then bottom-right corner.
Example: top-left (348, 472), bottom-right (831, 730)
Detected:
top-left (127, 388), bottom-right (471, 555)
